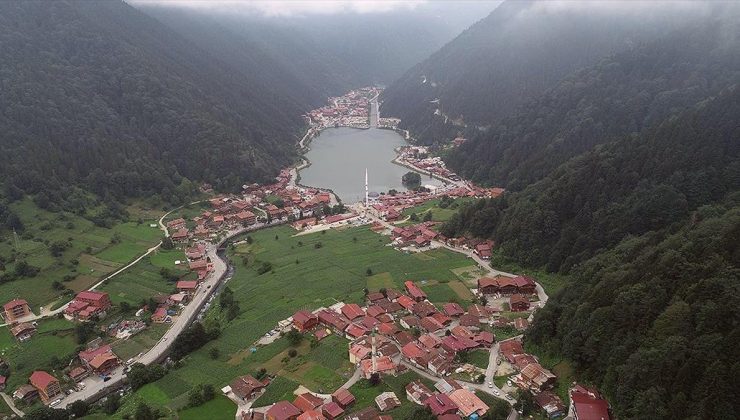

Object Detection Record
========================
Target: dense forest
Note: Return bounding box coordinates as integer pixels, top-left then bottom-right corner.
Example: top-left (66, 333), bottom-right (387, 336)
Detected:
top-left (444, 14), bottom-right (740, 190)
top-left (380, 0), bottom-right (711, 144)
top-left (0, 0), bottom-right (318, 213)
top-left (439, 76), bottom-right (740, 419)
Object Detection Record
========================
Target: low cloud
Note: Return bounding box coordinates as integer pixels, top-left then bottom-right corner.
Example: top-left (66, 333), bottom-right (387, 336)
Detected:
top-left (129, 0), bottom-right (426, 17)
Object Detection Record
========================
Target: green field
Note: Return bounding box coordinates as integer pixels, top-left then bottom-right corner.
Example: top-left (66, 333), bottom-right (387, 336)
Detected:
top-left (179, 395), bottom-right (236, 420)
top-left (123, 224), bottom-right (473, 412)
top-left (0, 198), bottom-right (163, 308)
top-left (401, 197), bottom-right (476, 224)
top-left (0, 317), bottom-right (77, 390)
top-left (98, 249), bottom-right (188, 306)
top-left (467, 349), bottom-right (491, 370)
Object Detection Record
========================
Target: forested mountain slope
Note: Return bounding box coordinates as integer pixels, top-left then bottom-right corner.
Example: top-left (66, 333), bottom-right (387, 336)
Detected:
top-left (444, 12), bottom-right (740, 189)
top-left (442, 79), bottom-right (740, 420)
top-left (443, 86), bottom-right (740, 273)
top-left (380, 0), bottom-right (708, 143)
top-left (139, 7), bottom-right (361, 101)
top-left (0, 0), bottom-right (312, 209)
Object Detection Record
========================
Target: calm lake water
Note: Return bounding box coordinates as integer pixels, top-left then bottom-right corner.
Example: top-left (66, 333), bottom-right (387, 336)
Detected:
top-left (299, 127), bottom-right (444, 203)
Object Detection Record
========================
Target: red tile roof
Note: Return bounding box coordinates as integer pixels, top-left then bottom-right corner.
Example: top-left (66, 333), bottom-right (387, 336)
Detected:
top-left (30, 371), bottom-right (57, 390)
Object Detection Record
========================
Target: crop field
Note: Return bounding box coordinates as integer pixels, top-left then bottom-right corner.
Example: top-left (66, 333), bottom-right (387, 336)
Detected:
top-left (179, 395), bottom-right (236, 420)
top-left (128, 224), bottom-right (473, 411)
top-left (0, 199), bottom-right (163, 308)
top-left (0, 317), bottom-right (77, 390)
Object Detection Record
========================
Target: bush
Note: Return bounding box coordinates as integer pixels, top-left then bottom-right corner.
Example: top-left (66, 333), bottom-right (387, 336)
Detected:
top-left (288, 349), bottom-right (298, 358)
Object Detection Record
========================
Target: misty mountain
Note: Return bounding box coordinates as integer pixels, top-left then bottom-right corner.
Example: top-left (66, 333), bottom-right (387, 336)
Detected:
top-left (445, 10), bottom-right (740, 190)
top-left (380, 0), bottom-right (716, 142)
top-left (138, 1), bottom-right (499, 88)
top-left (0, 0), bottom-right (312, 208)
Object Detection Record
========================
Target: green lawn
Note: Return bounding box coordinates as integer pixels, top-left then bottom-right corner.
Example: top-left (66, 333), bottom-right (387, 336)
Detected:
top-left (348, 372), bottom-right (435, 418)
top-left (467, 349), bottom-right (491, 370)
top-left (112, 323), bottom-right (170, 361)
top-left (0, 198), bottom-right (163, 308)
top-left (179, 395), bottom-right (236, 420)
top-left (126, 224), bottom-right (473, 411)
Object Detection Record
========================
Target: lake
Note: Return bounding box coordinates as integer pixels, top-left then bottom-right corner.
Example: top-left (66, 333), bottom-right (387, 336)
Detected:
top-left (299, 127), bottom-right (444, 203)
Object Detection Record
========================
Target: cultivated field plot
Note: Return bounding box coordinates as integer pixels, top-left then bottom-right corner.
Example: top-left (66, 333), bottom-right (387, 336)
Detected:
top-left (400, 197), bottom-right (476, 223)
top-left (128, 224), bottom-right (473, 414)
top-left (0, 199), bottom-right (162, 308)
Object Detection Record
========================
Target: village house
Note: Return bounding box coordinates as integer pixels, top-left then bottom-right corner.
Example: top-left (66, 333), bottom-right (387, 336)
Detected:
top-left (171, 228), bottom-right (189, 242)
top-left (293, 392), bottom-right (324, 413)
top-left (510, 294), bottom-right (530, 312)
top-left (375, 391), bottom-right (401, 412)
top-left (569, 385), bottom-right (611, 420)
top-left (317, 310), bottom-right (349, 332)
top-left (296, 410), bottom-right (324, 420)
top-left (515, 362), bottom-right (557, 391)
top-left (13, 384), bottom-right (38, 402)
top-left (266, 400), bottom-right (301, 420)
top-left (176, 280), bottom-right (199, 296)
top-left (360, 356), bottom-right (397, 378)
top-left (331, 388), bottom-right (355, 409)
top-left (230, 374), bottom-right (266, 401)
top-left (30, 370), bottom-right (61, 403)
top-left (473, 241), bottom-right (493, 259)
top-left (349, 343), bottom-right (371, 364)
top-left (235, 210), bottom-right (257, 225)
top-left (67, 366), bottom-right (89, 383)
top-left (442, 302), bottom-right (464, 318)
top-left (448, 389), bottom-right (489, 417)
top-left (166, 218), bottom-right (186, 231)
top-left (535, 391), bottom-right (567, 419)
top-left (404, 281), bottom-right (427, 302)
top-left (405, 380), bottom-right (434, 404)
top-left (79, 344), bottom-right (119, 374)
top-left (151, 306), bottom-right (169, 323)
top-left (65, 290), bottom-right (111, 321)
top-left (10, 322), bottom-right (36, 341)
top-left (322, 401), bottom-right (344, 419)
top-left (340, 303), bottom-right (364, 320)
top-left (3, 299), bottom-right (31, 322)
top-left (292, 310), bottom-right (319, 332)
top-left (424, 393), bottom-right (459, 417)
top-left (499, 339), bottom-right (525, 364)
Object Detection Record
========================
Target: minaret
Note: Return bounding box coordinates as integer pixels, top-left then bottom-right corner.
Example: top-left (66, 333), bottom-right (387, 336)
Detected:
top-left (371, 331), bottom-right (377, 373)
top-left (364, 168), bottom-right (369, 210)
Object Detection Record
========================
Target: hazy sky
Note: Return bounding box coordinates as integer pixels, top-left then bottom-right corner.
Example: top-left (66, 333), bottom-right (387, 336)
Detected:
top-left (129, 0), bottom-right (430, 17)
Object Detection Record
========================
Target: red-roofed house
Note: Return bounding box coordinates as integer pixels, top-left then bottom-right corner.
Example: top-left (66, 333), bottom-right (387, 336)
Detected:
top-left (449, 389), bottom-right (488, 417)
top-left (404, 281), bottom-right (427, 302)
top-left (79, 344), bottom-right (119, 374)
top-left (65, 291), bottom-right (111, 321)
top-left (293, 310), bottom-right (318, 332)
top-left (510, 294), bottom-right (530, 312)
top-left (424, 393), bottom-right (459, 416)
top-left (266, 401), bottom-right (301, 420)
top-left (341, 304), bottom-right (364, 320)
top-left (570, 385), bottom-right (611, 420)
top-left (442, 303), bottom-right (464, 318)
top-left (360, 356), bottom-right (396, 379)
top-left (297, 410), bottom-right (326, 420)
top-left (294, 393), bottom-right (324, 413)
top-left (29, 371), bottom-right (61, 403)
top-left (230, 374), bottom-right (266, 400)
top-left (3, 299), bottom-right (30, 322)
top-left (322, 401), bottom-right (344, 419)
top-left (332, 388), bottom-right (355, 408)
top-left (176, 280), bottom-right (199, 295)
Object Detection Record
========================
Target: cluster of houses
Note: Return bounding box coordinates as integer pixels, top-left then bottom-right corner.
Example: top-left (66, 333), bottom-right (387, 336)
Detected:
top-left (476, 276), bottom-right (538, 312)
top-left (396, 146), bottom-right (464, 182)
top-left (11, 342), bottom-right (121, 405)
top-left (305, 87), bottom-right (379, 130)
top-left (3, 299), bottom-right (36, 342)
top-left (232, 281), bottom-right (504, 419)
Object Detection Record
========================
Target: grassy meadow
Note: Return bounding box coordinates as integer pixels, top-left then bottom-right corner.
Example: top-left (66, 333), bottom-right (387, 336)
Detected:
top-left (0, 199), bottom-right (163, 308)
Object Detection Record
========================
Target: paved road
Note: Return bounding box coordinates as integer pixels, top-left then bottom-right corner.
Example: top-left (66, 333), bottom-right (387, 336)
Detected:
top-left (56, 221), bottom-right (286, 409)
top-left (1, 392), bottom-right (24, 416)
